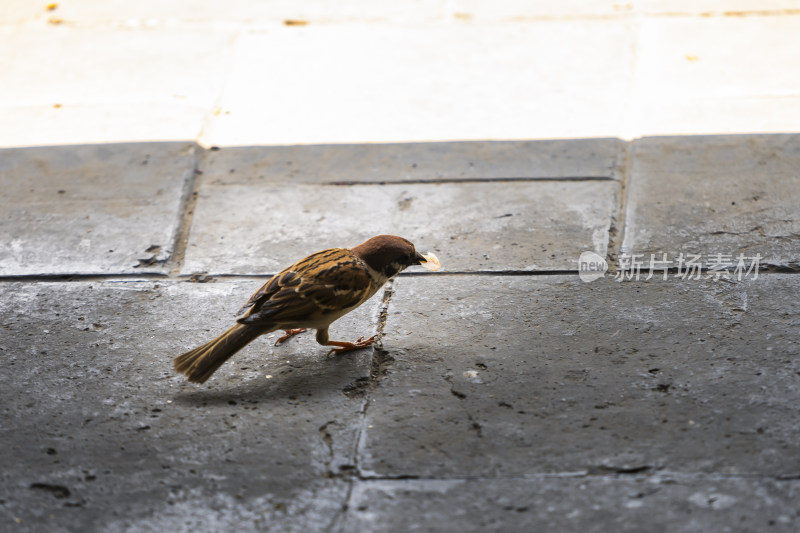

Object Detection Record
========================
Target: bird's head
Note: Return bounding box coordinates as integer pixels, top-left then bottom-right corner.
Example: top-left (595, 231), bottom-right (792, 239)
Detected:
top-left (351, 235), bottom-right (439, 279)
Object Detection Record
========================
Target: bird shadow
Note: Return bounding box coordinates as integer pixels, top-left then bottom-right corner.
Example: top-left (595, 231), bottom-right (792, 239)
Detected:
top-left (170, 350), bottom-right (371, 407)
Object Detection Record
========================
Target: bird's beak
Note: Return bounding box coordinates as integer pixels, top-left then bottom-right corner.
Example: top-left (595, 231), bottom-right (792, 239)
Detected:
top-left (414, 252), bottom-right (428, 265)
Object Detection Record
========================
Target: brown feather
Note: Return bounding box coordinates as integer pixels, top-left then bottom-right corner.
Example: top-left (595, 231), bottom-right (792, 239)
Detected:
top-left (173, 323), bottom-right (265, 384)
top-left (238, 248), bottom-right (373, 326)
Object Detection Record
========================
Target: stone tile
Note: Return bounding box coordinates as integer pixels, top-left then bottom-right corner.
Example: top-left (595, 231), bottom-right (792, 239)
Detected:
top-left (359, 275), bottom-right (800, 478)
top-left (622, 134), bottom-right (800, 269)
top-left (622, 16), bottom-right (800, 137)
top-left (182, 180), bottom-right (618, 275)
top-left (200, 21), bottom-right (634, 146)
top-left (0, 142), bottom-right (197, 275)
top-left (635, 16), bottom-right (800, 99)
top-left (199, 139), bottom-right (622, 183)
top-left (0, 27), bottom-right (230, 109)
top-left (0, 279), bottom-right (380, 531)
top-left (0, 26), bottom-right (231, 147)
top-left (344, 477), bottom-right (800, 533)
top-left (108, 479), bottom-right (349, 533)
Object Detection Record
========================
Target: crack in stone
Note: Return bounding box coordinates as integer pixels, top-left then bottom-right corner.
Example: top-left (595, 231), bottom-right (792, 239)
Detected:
top-left (342, 281), bottom-right (396, 399)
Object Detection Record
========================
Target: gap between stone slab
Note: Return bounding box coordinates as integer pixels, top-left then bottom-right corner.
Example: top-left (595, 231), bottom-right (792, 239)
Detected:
top-left (185, 271), bottom-right (584, 279)
top-left (607, 141), bottom-right (633, 272)
top-left (344, 280), bottom-right (400, 486)
top-left (0, 271), bottom-right (580, 283)
top-left (0, 272), bottom-right (577, 283)
top-left (3, 270), bottom-right (800, 283)
top-left (0, 273), bottom-right (170, 282)
top-left (166, 146), bottom-right (205, 277)
top-left (340, 281), bottom-right (396, 402)
top-left (337, 471), bottom-right (800, 484)
top-left (322, 176), bottom-right (616, 186)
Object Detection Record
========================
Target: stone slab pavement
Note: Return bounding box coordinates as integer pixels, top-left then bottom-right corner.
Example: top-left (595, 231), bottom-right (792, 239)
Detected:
top-left (622, 134), bottom-right (800, 270)
top-left (2, 135), bottom-right (800, 532)
top-left (0, 143), bottom-right (198, 276)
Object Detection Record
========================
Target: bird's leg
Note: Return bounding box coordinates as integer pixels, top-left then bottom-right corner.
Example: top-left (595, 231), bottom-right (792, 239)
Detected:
top-left (324, 336), bottom-right (377, 356)
top-left (315, 327), bottom-right (376, 356)
top-left (274, 328), bottom-right (307, 346)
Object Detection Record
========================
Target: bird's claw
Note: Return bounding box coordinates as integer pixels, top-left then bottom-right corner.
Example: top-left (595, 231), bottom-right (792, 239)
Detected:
top-left (326, 335), bottom-right (377, 356)
top-left (274, 328), bottom-right (307, 346)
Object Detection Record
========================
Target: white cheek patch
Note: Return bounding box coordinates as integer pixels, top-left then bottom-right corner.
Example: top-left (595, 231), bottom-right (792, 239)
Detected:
top-left (420, 252), bottom-right (442, 271)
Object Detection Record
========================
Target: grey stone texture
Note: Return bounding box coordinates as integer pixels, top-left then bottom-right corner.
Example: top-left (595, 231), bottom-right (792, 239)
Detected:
top-left (345, 477), bottom-right (800, 533)
top-left (622, 134), bottom-right (800, 270)
top-left (182, 139), bottom-right (620, 275)
top-left (0, 143), bottom-right (197, 276)
top-left (0, 280), bottom-right (380, 532)
top-left (181, 180), bottom-right (618, 275)
top-left (2, 135), bottom-right (799, 532)
top-left (199, 139), bottom-right (622, 184)
top-left (364, 275), bottom-right (800, 478)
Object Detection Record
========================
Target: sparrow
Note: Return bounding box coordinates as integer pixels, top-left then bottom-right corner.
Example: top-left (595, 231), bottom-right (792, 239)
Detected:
top-left (174, 235), bottom-right (441, 384)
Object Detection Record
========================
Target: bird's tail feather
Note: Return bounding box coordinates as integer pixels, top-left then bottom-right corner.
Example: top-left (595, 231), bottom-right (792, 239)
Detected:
top-left (174, 323), bottom-right (263, 383)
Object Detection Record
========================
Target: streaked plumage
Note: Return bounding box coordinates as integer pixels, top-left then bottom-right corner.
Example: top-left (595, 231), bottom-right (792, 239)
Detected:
top-left (174, 235), bottom-right (434, 384)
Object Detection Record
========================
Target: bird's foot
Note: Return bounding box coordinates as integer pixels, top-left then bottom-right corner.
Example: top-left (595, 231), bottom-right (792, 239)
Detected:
top-left (326, 336), bottom-right (377, 356)
top-left (274, 328), bottom-right (308, 346)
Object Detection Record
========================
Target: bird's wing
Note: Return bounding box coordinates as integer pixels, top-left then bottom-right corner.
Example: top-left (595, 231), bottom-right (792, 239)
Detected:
top-left (235, 268), bottom-right (301, 317)
top-left (236, 248), bottom-right (374, 326)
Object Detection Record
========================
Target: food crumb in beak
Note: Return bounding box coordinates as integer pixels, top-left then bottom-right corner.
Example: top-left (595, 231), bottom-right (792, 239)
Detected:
top-left (420, 252), bottom-right (442, 271)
